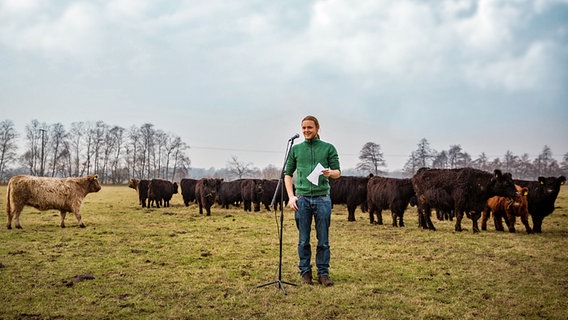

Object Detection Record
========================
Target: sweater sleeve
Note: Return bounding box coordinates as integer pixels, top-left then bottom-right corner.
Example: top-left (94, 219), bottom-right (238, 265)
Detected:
top-left (284, 146), bottom-right (297, 177)
top-left (328, 144), bottom-right (341, 172)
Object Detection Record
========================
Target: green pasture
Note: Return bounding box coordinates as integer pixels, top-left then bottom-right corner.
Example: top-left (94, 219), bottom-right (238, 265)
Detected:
top-left (1, 185), bottom-right (567, 319)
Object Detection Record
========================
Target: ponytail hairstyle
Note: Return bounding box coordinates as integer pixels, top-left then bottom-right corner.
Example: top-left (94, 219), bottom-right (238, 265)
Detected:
top-left (302, 115), bottom-right (320, 139)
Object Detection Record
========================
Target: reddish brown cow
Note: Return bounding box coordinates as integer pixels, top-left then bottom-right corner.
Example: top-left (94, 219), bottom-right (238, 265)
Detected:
top-left (148, 179), bottom-right (178, 208)
top-left (482, 185), bottom-right (532, 234)
top-left (195, 178), bottom-right (223, 216)
top-left (6, 175), bottom-right (102, 229)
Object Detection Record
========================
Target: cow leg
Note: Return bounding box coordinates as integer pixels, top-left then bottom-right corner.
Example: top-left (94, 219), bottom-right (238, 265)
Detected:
top-left (347, 205), bottom-right (356, 222)
top-left (470, 211), bottom-right (481, 233)
top-left (493, 211), bottom-right (505, 231)
top-left (7, 209), bottom-right (14, 229)
top-left (421, 206), bottom-right (436, 231)
top-left (436, 209), bottom-right (443, 221)
top-left (71, 210), bottom-right (86, 228)
top-left (12, 205), bottom-right (25, 229)
top-left (8, 204), bottom-right (24, 229)
top-left (506, 214), bottom-right (517, 233)
top-left (60, 211), bottom-right (67, 228)
top-left (376, 209), bottom-right (383, 225)
top-left (454, 211), bottom-right (464, 232)
top-left (399, 213), bottom-right (405, 227)
top-left (481, 208), bottom-right (490, 231)
top-left (391, 212), bottom-right (398, 227)
top-left (198, 201), bottom-right (204, 214)
top-left (368, 205), bottom-right (376, 224)
top-left (520, 215), bottom-right (533, 234)
top-left (531, 216), bottom-right (543, 233)
top-left (206, 206), bottom-right (211, 216)
top-left (141, 197), bottom-right (146, 208)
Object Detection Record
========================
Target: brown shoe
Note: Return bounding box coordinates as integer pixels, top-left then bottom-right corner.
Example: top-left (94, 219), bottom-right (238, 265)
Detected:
top-left (301, 272), bottom-right (313, 285)
top-left (318, 275), bottom-right (334, 287)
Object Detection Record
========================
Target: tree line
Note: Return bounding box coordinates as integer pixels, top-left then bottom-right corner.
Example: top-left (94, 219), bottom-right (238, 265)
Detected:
top-left (356, 139), bottom-right (568, 179)
top-left (2, 119), bottom-right (566, 183)
top-left (0, 119), bottom-right (190, 184)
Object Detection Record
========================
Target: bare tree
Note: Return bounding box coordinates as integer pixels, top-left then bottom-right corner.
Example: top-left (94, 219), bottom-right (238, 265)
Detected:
top-left (69, 122), bottom-right (86, 176)
top-left (403, 138), bottom-right (435, 176)
top-left (154, 130), bottom-right (167, 178)
top-left (433, 150), bottom-right (448, 168)
top-left (126, 125), bottom-right (141, 178)
top-left (106, 125), bottom-right (125, 183)
top-left (21, 120), bottom-right (48, 176)
top-left (448, 145), bottom-right (470, 168)
top-left (140, 123), bottom-right (155, 179)
top-left (534, 145), bottom-right (557, 177)
top-left (262, 164), bottom-right (281, 180)
top-left (470, 152), bottom-right (491, 172)
top-left (47, 123), bottom-right (67, 177)
top-left (164, 134), bottom-right (190, 181)
top-left (415, 138), bottom-right (435, 168)
top-left (91, 121), bottom-right (107, 177)
top-left (227, 155), bottom-right (254, 179)
top-left (0, 120), bottom-right (18, 182)
top-left (559, 152), bottom-right (568, 176)
top-left (402, 151), bottom-right (418, 177)
top-left (356, 142), bottom-right (386, 175)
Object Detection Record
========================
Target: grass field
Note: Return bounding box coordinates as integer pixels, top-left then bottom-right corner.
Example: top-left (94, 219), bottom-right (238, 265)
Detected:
top-left (1, 185), bottom-right (567, 319)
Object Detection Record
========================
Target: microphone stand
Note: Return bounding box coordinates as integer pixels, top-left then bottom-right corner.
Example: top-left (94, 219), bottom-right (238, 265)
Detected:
top-left (255, 135), bottom-right (298, 294)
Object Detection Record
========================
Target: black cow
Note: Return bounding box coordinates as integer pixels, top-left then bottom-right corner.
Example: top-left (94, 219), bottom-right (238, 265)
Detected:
top-left (180, 178), bottom-right (198, 206)
top-left (241, 179), bottom-right (264, 212)
top-left (128, 179), bottom-right (151, 208)
top-left (195, 178), bottom-right (223, 216)
top-left (260, 179), bottom-right (290, 211)
top-left (367, 176), bottom-right (415, 227)
top-left (217, 179), bottom-right (244, 209)
top-left (148, 179), bottom-right (178, 208)
top-left (329, 175), bottom-right (372, 221)
top-left (412, 167), bottom-right (517, 232)
top-left (514, 176), bottom-right (566, 233)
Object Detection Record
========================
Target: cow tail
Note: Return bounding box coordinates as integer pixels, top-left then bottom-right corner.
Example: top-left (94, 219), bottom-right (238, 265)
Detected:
top-left (6, 182), bottom-right (11, 214)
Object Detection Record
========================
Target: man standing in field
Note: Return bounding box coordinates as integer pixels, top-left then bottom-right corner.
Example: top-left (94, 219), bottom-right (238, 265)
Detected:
top-left (284, 115), bottom-right (341, 287)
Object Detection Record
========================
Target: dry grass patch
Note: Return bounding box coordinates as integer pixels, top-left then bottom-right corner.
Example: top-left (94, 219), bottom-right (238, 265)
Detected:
top-left (1, 185), bottom-right (567, 319)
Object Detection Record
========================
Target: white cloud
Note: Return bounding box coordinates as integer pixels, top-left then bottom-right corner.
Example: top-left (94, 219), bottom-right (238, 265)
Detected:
top-left (1, 2), bottom-right (103, 59)
top-left (465, 41), bottom-right (558, 91)
top-left (1, 0), bottom-right (566, 170)
top-left (0, 0), bottom-right (44, 14)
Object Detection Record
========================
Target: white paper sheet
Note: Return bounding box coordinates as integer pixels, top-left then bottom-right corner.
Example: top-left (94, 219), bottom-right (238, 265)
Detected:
top-left (307, 163), bottom-right (325, 186)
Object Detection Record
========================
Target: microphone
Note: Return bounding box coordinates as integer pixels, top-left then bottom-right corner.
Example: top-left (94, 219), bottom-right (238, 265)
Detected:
top-left (289, 133), bottom-right (300, 141)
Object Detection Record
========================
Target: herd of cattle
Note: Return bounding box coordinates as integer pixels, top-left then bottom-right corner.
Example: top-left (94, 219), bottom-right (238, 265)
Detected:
top-left (4, 167), bottom-right (566, 234)
top-left (125, 167), bottom-right (565, 234)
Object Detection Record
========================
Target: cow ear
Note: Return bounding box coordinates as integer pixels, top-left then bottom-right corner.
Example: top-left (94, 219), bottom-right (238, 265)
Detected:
top-left (93, 175), bottom-right (98, 181)
top-left (494, 169), bottom-right (503, 179)
top-left (522, 187), bottom-right (529, 196)
top-left (538, 177), bottom-right (545, 184)
top-left (559, 176), bottom-right (566, 185)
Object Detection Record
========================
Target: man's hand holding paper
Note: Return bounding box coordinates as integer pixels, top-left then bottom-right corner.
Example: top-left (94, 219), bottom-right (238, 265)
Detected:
top-left (307, 163), bottom-right (325, 186)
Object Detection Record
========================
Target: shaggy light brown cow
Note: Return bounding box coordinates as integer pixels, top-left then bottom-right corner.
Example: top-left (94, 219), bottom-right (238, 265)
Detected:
top-left (482, 185), bottom-right (532, 234)
top-left (6, 175), bottom-right (102, 229)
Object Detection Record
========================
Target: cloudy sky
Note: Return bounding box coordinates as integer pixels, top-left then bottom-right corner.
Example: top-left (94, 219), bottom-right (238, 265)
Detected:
top-left (1, 0), bottom-right (567, 172)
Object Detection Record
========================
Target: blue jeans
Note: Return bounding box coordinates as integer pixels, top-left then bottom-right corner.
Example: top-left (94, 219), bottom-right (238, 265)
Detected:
top-left (294, 195), bottom-right (332, 277)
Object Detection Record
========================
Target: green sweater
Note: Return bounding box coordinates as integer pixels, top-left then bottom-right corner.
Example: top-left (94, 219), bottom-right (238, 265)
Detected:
top-left (285, 138), bottom-right (341, 196)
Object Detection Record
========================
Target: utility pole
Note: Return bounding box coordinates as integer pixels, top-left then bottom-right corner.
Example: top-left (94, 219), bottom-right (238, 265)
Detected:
top-left (39, 128), bottom-right (46, 176)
